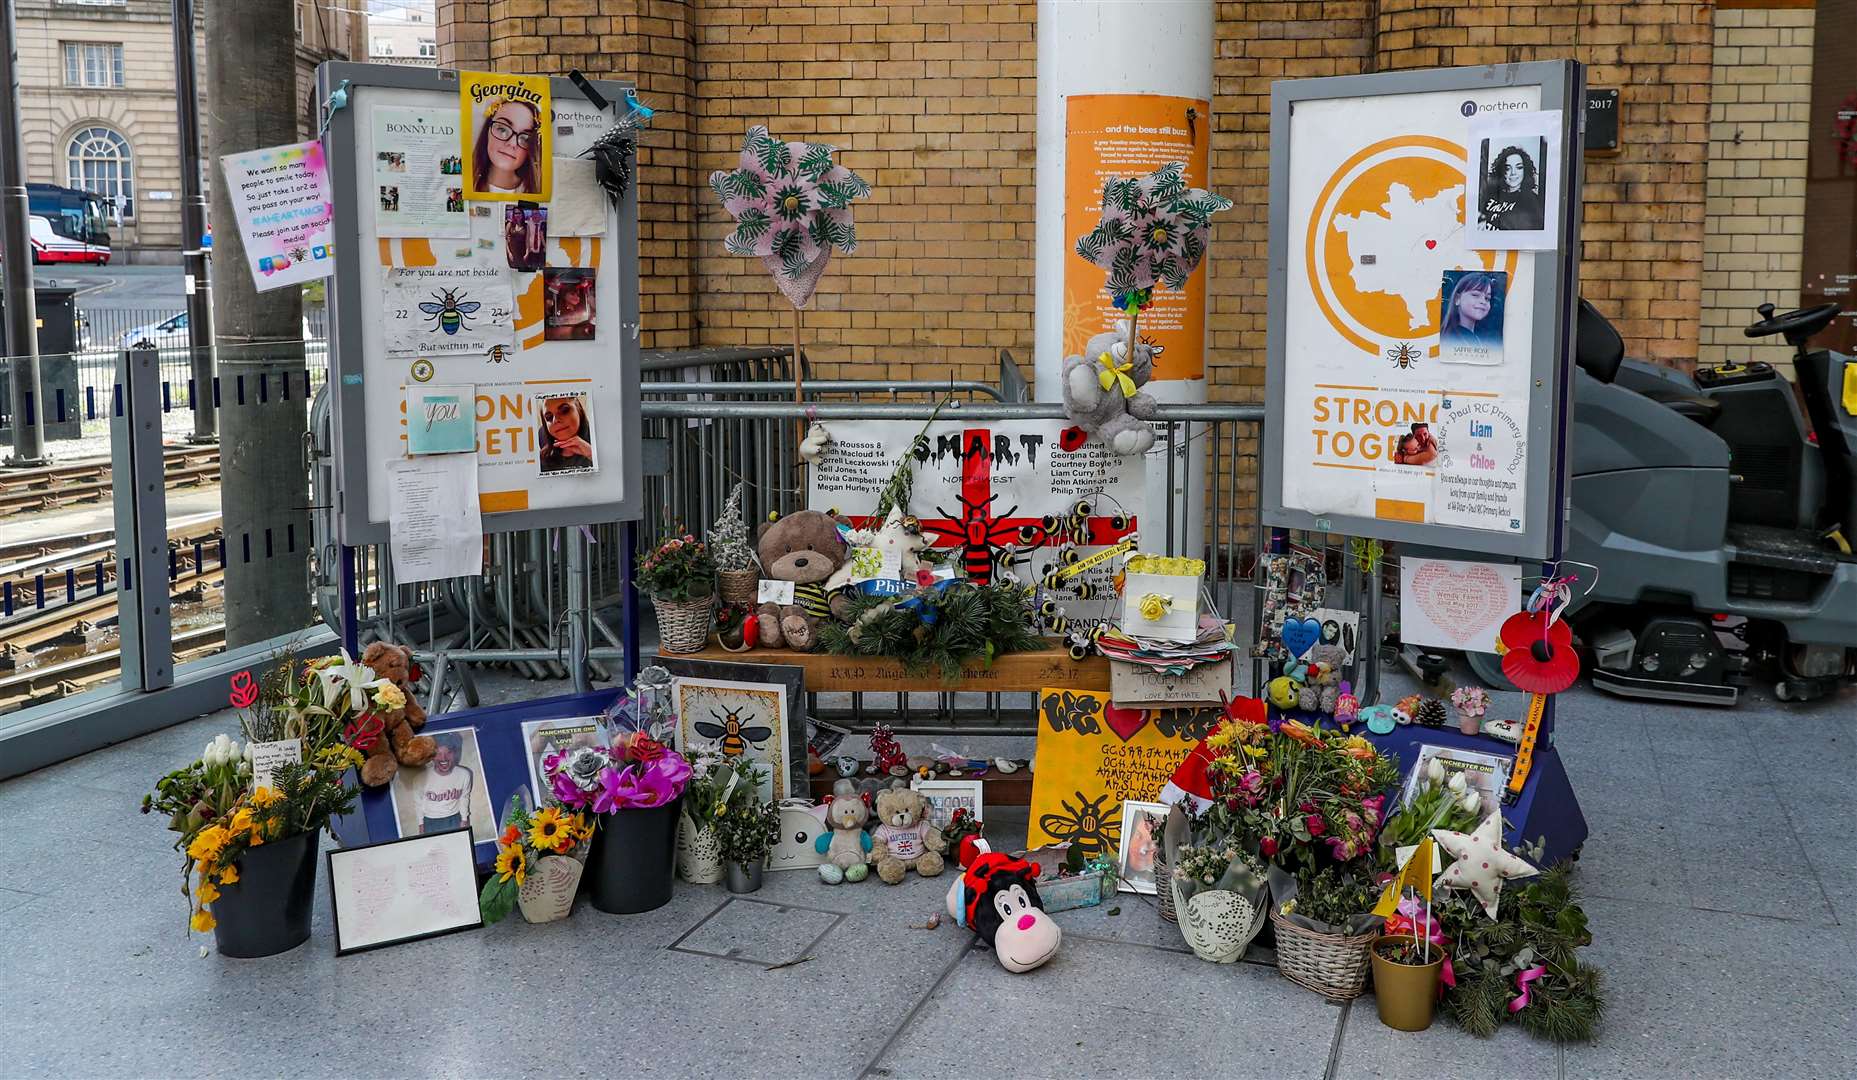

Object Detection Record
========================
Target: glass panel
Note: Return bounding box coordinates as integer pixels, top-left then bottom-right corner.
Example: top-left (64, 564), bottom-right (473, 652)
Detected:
top-left (63, 43), bottom-right (78, 86)
top-left (1802, 0), bottom-right (1856, 351)
top-left (111, 45), bottom-right (124, 88)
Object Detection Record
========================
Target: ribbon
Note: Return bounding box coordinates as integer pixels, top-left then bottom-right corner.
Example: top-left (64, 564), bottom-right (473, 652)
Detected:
top-left (1386, 905), bottom-right (1456, 992)
top-left (1097, 352), bottom-right (1137, 398)
top-left (1126, 554), bottom-right (1205, 576)
top-left (1349, 538), bottom-right (1384, 574)
top-left (1508, 965), bottom-right (1547, 1013)
top-left (344, 714), bottom-right (385, 753)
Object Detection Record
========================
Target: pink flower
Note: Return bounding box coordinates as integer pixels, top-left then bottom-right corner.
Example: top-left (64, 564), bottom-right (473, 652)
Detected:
top-left (1260, 836), bottom-right (1279, 858)
top-left (1305, 813), bottom-right (1327, 837)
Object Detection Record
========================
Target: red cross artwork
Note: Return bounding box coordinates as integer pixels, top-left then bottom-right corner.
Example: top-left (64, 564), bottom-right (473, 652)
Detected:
top-left (904, 427), bottom-right (1138, 586)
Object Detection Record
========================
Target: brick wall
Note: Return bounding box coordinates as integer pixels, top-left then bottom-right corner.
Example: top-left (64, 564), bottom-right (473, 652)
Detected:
top-left (1699, 3), bottom-right (1817, 371)
top-left (435, 0), bottom-right (491, 67)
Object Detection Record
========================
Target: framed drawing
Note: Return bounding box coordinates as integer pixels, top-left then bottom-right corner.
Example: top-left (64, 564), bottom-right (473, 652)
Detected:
top-left (910, 779), bottom-right (984, 831)
top-left (1116, 800), bottom-right (1168, 895)
top-left (657, 656), bottom-right (806, 803)
top-left (328, 828), bottom-right (483, 955)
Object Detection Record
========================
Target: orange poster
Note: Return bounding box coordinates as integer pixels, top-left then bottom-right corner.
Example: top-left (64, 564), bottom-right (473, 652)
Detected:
top-left (1063, 94), bottom-right (1213, 382)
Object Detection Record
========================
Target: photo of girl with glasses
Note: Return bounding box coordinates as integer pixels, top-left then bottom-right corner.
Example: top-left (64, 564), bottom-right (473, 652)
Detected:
top-left (471, 96), bottom-right (544, 197)
top-left (534, 390), bottom-right (597, 476)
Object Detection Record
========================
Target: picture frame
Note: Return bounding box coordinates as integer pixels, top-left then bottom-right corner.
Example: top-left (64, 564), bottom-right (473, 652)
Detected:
top-left (909, 778), bottom-right (984, 832)
top-left (327, 827), bottom-right (483, 956)
top-left (385, 724), bottom-right (501, 854)
top-left (657, 656), bottom-right (807, 802)
top-left (1116, 800), bottom-right (1168, 895)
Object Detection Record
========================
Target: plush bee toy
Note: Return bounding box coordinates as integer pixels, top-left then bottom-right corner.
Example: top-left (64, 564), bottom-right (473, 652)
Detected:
top-left (945, 839), bottom-right (1061, 973)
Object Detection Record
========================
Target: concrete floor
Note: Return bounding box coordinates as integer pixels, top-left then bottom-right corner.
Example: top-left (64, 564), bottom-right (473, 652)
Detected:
top-left (1, 667), bottom-right (1853, 1079)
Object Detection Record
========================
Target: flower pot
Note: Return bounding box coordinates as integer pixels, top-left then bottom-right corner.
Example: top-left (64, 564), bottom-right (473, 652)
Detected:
top-left (718, 567), bottom-right (760, 607)
top-left (654, 596), bottom-right (714, 654)
top-left (724, 858), bottom-right (765, 894)
top-left (210, 828), bottom-right (318, 959)
top-left (1369, 935), bottom-right (1446, 1031)
top-left (517, 854), bottom-right (585, 924)
top-left (676, 813), bottom-right (724, 884)
top-left (588, 803), bottom-right (679, 914)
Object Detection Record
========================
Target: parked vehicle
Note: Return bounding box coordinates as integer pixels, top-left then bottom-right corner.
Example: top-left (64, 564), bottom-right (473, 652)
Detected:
top-left (23, 183), bottom-right (111, 264)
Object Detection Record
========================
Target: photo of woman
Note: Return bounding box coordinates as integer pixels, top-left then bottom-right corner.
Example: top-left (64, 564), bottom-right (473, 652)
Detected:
top-left (1116, 801), bottom-right (1168, 895)
top-left (543, 267), bottom-right (596, 340)
top-left (505, 205), bottom-right (547, 272)
top-left (535, 391), bottom-right (597, 476)
top-left (471, 97), bottom-right (543, 197)
top-left (1438, 269), bottom-right (1507, 365)
top-left (1477, 141), bottom-right (1545, 232)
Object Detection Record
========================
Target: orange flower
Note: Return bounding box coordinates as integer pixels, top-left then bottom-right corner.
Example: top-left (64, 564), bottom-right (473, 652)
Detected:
top-left (1280, 720), bottom-right (1320, 747)
top-left (500, 824), bottom-right (521, 846)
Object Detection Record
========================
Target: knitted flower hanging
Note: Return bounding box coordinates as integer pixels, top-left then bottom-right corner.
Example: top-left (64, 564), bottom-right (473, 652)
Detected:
top-left (1074, 161), bottom-right (1232, 311)
top-left (710, 125), bottom-right (871, 308)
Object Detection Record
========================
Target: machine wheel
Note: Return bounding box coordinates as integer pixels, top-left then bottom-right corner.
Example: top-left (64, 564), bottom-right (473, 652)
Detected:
top-left (1467, 649), bottom-right (1521, 694)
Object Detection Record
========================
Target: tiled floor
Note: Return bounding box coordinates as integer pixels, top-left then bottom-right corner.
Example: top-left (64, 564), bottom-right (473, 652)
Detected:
top-left (1, 667), bottom-right (1852, 1079)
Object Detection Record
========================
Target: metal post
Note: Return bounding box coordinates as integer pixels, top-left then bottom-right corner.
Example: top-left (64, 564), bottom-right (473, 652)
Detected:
top-left (113, 346), bottom-right (174, 689)
top-left (172, 0), bottom-right (217, 443)
top-left (567, 527), bottom-right (591, 694)
top-left (1, 0), bottom-right (48, 466)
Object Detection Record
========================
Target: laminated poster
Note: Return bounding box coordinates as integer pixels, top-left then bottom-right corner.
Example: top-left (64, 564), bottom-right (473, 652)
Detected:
top-left (1438, 269), bottom-right (1507, 366)
top-left (387, 454), bottom-right (484, 584)
top-left (1432, 396), bottom-right (1526, 532)
top-left (1397, 556), bottom-right (1521, 653)
top-left (533, 389), bottom-right (598, 477)
top-left (542, 268), bottom-right (596, 340)
top-left (382, 265), bottom-right (516, 357)
top-left (371, 105), bottom-right (470, 238)
top-left (219, 140), bottom-right (335, 291)
top-left (405, 384), bottom-right (477, 456)
top-left (1466, 109), bottom-right (1563, 251)
top-left (459, 71), bottom-right (552, 202)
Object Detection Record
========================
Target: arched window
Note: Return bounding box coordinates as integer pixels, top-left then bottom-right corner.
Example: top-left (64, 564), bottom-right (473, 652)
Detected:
top-left (66, 126), bottom-right (134, 222)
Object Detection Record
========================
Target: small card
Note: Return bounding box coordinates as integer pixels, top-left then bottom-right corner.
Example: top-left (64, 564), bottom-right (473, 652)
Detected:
top-left (249, 738), bottom-right (303, 790)
top-left (406, 384), bottom-right (476, 455)
top-left (758, 579), bottom-right (796, 605)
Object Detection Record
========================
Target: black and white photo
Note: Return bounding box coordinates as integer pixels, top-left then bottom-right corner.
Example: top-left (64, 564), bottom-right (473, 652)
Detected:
top-left (1466, 109), bottom-right (1563, 251)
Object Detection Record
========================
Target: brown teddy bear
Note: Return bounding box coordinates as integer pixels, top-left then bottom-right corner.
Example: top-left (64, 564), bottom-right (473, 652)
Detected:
top-left (754, 510), bottom-right (849, 651)
top-left (869, 783), bottom-right (947, 884)
top-left (357, 641), bottom-right (436, 788)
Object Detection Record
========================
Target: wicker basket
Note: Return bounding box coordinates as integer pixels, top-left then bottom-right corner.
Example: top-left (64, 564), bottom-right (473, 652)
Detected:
top-left (1269, 909), bottom-right (1378, 1001)
top-left (654, 596), bottom-right (715, 654)
top-left (718, 567), bottom-right (760, 608)
top-left (1155, 848), bottom-right (1176, 923)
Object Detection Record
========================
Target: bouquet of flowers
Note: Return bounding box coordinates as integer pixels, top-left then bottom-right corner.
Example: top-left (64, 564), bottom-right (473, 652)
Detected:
top-left (1200, 715), bottom-right (1399, 871)
top-left (1378, 757), bottom-right (1487, 855)
top-left (479, 795), bottom-right (595, 924)
top-left (545, 731), bottom-right (692, 817)
top-left (679, 742), bottom-right (734, 833)
top-left (1172, 841), bottom-right (1266, 903)
top-left (637, 534), bottom-right (718, 601)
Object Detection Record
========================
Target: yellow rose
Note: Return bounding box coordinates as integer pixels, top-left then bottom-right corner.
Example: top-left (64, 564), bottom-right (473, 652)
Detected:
top-left (373, 682), bottom-right (406, 711)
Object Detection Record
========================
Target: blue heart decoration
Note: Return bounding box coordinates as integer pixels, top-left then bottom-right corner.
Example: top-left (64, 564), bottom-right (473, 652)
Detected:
top-left (1280, 617), bottom-right (1321, 660)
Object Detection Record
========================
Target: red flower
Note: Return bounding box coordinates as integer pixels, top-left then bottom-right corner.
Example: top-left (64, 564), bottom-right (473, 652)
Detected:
top-left (1260, 836), bottom-right (1279, 858)
top-left (1225, 796), bottom-right (1241, 812)
top-left (1059, 426), bottom-right (1088, 452)
top-left (624, 735), bottom-right (667, 764)
top-left (1305, 813), bottom-right (1327, 836)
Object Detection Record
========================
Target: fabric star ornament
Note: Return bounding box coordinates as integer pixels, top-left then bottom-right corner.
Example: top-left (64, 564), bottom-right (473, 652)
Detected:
top-left (710, 125), bottom-right (871, 308)
top-left (1074, 161), bottom-right (1232, 301)
top-left (1432, 814), bottom-right (1538, 919)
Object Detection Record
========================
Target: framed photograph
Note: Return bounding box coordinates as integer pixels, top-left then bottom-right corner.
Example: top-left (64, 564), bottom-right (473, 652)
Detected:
top-left (910, 779), bottom-right (984, 831)
top-left (518, 715), bottom-right (607, 806)
top-left (328, 827), bottom-right (482, 955)
top-left (657, 657), bottom-right (807, 803)
top-left (1116, 800), bottom-right (1168, 895)
top-left (386, 726), bottom-right (499, 852)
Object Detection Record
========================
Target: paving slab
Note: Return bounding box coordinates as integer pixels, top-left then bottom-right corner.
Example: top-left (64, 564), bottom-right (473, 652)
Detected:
top-left (1331, 999), bottom-right (1557, 1079)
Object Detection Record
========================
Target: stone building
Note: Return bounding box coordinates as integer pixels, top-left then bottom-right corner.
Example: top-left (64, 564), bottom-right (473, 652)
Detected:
top-left (13, 0), bottom-right (364, 262)
top-left (432, 0), bottom-right (1853, 384)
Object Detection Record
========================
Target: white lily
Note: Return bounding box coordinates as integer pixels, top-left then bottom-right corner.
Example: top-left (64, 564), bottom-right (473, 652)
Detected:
top-left (313, 649), bottom-right (393, 715)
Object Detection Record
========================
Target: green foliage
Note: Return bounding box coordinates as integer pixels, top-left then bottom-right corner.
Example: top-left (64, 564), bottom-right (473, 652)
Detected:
top-left (1285, 864), bottom-right (1377, 927)
top-left (714, 758), bottom-right (780, 863)
top-left (819, 584), bottom-right (1042, 680)
top-left (1439, 865), bottom-right (1606, 1043)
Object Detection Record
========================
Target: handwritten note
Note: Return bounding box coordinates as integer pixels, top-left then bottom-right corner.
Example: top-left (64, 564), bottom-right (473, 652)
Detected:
top-left (388, 454), bottom-right (483, 584)
top-left (248, 739), bottom-right (303, 791)
top-left (757, 579), bottom-right (796, 605)
top-left (1398, 556), bottom-right (1522, 652)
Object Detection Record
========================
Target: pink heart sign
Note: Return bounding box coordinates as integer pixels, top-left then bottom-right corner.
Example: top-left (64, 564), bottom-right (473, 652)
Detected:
top-left (1405, 558), bottom-right (1518, 649)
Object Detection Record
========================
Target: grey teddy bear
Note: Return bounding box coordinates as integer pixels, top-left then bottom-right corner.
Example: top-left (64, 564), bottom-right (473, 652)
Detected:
top-left (1061, 319), bottom-right (1161, 455)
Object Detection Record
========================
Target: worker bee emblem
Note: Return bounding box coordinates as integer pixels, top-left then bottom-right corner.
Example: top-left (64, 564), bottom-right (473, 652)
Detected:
top-left (693, 706), bottom-right (773, 757)
top-left (1386, 341), bottom-right (1422, 370)
top-left (418, 288), bottom-right (483, 336)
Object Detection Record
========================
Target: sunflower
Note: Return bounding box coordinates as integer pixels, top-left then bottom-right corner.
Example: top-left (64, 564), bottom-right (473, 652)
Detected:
top-left (528, 806), bottom-right (573, 852)
top-left (494, 844), bottom-right (527, 887)
top-left (190, 909), bottom-right (217, 933)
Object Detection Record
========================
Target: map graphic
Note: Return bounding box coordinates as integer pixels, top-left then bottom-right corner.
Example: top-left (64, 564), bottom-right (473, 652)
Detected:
top-left (1334, 182), bottom-right (1465, 330)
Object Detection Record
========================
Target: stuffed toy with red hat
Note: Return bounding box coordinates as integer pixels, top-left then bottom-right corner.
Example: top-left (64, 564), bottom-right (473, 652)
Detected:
top-left (944, 839), bottom-right (1061, 973)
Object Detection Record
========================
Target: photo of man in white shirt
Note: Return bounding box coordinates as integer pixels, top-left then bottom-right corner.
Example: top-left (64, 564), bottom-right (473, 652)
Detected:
top-left (418, 734), bottom-right (474, 834)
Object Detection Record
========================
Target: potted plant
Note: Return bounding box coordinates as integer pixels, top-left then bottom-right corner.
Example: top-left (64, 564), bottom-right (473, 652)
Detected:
top-left (709, 482), bottom-right (761, 607)
top-left (544, 731), bottom-right (691, 913)
top-left (639, 533), bottom-right (718, 653)
top-left (1269, 863), bottom-right (1382, 1001)
top-left (714, 758), bottom-right (779, 894)
top-left (144, 735), bottom-right (360, 958)
top-left (478, 793), bottom-right (595, 925)
top-left (1371, 933), bottom-right (1446, 1031)
top-left (676, 743), bottom-right (731, 884)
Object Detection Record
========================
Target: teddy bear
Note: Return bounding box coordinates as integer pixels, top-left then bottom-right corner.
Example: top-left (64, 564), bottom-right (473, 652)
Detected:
top-left (755, 510), bottom-right (850, 652)
top-left (1060, 320), bottom-right (1161, 455)
top-left (869, 783), bottom-right (947, 884)
top-left (814, 779), bottom-right (873, 884)
top-left (357, 641), bottom-right (436, 788)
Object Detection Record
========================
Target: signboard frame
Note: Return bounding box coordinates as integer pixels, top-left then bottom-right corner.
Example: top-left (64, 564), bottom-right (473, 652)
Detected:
top-left (318, 62), bottom-right (645, 546)
top-left (1261, 61), bottom-right (1585, 562)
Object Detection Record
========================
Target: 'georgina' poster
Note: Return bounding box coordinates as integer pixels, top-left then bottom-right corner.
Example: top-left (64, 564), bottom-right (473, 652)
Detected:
top-left (458, 71), bottom-right (551, 202)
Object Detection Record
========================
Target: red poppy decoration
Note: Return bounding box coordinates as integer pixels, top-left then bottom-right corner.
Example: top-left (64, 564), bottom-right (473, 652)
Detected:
top-left (1059, 426), bottom-right (1088, 453)
top-left (1497, 610), bottom-right (1580, 695)
top-left (408, 661), bottom-right (423, 683)
top-left (345, 714), bottom-right (386, 753)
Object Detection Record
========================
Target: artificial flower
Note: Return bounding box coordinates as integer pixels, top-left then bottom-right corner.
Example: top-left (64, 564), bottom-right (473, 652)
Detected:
top-left (500, 824), bottom-right (521, 847)
top-left (372, 682), bottom-right (407, 712)
top-left (312, 650), bottom-right (393, 715)
top-left (1074, 161), bottom-right (1231, 298)
top-left (494, 844), bottom-right (527, 887)
top-left (622, 734), bottom-right (667, 764)
top-left (190, 909), bottom-right (216, 933)
top-left (528, 807), bottom-right (574, 852)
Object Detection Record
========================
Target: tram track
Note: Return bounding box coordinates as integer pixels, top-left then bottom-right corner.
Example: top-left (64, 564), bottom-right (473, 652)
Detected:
top-left (0, 447), bottom-right (220, 517)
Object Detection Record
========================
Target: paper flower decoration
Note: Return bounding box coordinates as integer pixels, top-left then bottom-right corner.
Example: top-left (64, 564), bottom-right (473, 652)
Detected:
top-left (1074, 161), bottom-right (1232, 305)
top-left (1497, 610), bottom-right (1580, 695)
top-left (710, 125), bottom-right (871, 308)
top-left (1432, 814), bottom-right (1538, 919)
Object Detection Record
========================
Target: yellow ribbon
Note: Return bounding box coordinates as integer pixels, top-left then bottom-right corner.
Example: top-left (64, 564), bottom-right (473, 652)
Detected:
top-left (1097, 351), bottom-right (1136, 398)
top-left (1138, 593), bottom-right (1172, 621)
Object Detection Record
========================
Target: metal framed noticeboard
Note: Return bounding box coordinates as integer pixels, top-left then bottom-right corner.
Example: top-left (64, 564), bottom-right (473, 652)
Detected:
top-left (1261, 61), bottom-right (1584, 562)
top-left (318, 62), bottom-right (644, 546)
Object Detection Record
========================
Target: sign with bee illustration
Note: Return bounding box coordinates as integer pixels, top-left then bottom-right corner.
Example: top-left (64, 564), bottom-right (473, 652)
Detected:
top-left (665, 666), bottom-right (802, 803)
top-left (1026, 687), bottom-right (1202, 854)
top-left (383, 265), bottom-right (517, 358)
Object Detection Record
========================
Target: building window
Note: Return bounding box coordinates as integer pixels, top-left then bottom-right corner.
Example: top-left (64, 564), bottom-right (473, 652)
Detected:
top-left (66, 127), bottom-right (134, 222)
top-left (418, 38), bottom-right (436, 58)
top-left (373, 38), bottom-right (395, 57)
top-left (63, 42), bottom-right (125, 88)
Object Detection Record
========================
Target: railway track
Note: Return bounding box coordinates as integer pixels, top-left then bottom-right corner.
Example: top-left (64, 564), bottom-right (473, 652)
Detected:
top-left (0, 514), bottom-right (222, 597)
top-left (0, 446), bottom-right (219, 518)
top-left (1, 566), bottom-right (225, 652)
top-left (0, 625), bottom-right (227, 713)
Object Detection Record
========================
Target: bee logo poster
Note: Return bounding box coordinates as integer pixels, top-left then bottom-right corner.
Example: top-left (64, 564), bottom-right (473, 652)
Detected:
top-left (458, 71), bottom-right (551, 202)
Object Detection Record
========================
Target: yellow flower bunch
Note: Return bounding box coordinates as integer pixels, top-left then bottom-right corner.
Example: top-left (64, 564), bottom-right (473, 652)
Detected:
top-left (250, 785), bottom-right (284, 808)
top-left (526, 806), bottom-right (587, 855)
top-left (187, 824), bottom-right (230, 863)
